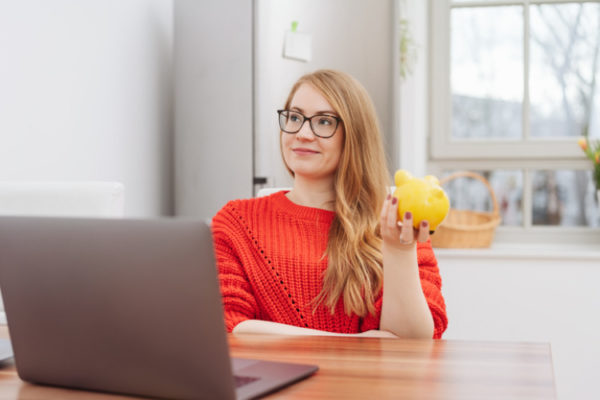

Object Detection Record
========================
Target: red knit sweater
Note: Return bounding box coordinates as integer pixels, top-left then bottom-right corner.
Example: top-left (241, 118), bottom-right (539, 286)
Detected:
top-left (211, 191), bottom-right (447, 339)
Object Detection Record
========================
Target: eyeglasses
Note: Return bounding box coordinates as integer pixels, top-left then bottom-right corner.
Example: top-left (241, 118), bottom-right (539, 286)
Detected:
top-left (277, 109), bottom-right (341, 139)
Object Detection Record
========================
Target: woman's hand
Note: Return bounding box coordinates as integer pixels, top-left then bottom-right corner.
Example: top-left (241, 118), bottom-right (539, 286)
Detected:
top-left (379, 193), bottom-right (436, 338)
top-left (380, 194), bottom-right (430, 250)
top-left (358, 329), bottom-right (399, 338)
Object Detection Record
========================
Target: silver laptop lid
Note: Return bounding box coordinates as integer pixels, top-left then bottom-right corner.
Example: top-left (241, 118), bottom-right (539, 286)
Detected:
top-left (0, 217), bottom-right (236, 400)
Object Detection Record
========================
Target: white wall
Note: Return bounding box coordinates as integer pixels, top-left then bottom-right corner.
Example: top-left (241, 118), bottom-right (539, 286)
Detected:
top-left (438, 251), bottom-right (600, 400)
top-left (0, 0), bottom-right (173, 217)
top-left (254, 0), bottom-right (395, 190)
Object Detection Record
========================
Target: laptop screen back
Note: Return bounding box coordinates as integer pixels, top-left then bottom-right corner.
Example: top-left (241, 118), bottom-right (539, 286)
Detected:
top-left (0, 217), bottom-right (236, 400)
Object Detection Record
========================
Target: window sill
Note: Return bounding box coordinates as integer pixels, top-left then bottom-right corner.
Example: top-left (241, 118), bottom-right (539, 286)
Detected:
top-left (434, 242), bottom-right (600, 261)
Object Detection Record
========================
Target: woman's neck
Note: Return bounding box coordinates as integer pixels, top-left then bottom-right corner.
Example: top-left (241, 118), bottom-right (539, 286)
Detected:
top-left (286, 177), bottom-right (335, 211)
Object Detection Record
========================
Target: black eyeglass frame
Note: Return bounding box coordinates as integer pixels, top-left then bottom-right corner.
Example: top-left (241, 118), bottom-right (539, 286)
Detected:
top-left (277, 109), bottom-right (342, 139)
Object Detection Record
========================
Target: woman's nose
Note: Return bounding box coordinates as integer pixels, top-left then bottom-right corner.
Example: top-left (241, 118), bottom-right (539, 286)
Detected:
top-left (296, 120), bottom-right (316, 140)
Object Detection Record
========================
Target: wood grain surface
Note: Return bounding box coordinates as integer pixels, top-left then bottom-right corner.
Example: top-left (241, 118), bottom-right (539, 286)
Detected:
top-left (0, 326), bottom-right (556, 399)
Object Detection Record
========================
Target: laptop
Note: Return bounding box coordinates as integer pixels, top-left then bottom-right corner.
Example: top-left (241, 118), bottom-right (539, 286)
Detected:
top-left (0, 216), bottom-right (317, 400)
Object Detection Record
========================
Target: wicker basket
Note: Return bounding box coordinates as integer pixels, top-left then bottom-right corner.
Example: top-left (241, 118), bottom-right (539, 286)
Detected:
top-left (430, 171), bottom-right (501, 248)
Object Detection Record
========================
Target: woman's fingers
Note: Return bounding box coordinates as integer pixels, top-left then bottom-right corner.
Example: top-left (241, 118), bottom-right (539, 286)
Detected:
top-left (399, 211), bottom-right (414, 244)
top-left (381, 195), bottom-right (425, 247)
top-left (417, 220), bottom-right (430, 243)
top-left (380, 194), bottom-right (391, 221)
top-left (387, 197), bottom-right (399, 229)
top-left (381, 194), bottom-right (400, 240)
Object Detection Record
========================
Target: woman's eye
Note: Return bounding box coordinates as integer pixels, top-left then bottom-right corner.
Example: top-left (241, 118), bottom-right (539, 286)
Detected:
top-left (289, 114), bottom-right (301, 122)
top-left (318, 117), bottom-right (333, 126)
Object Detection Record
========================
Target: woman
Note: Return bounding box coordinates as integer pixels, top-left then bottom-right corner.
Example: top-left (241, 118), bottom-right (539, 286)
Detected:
top-left (212, 69), bottom-right (447, 339)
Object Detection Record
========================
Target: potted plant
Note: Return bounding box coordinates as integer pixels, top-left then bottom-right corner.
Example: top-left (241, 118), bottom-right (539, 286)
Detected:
top-left (578, 137), bottom-right (600, 203)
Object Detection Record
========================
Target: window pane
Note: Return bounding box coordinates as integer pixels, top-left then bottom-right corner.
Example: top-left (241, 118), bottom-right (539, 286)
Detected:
top-left (530, 3), bottom-right (600, 139)
top-left (532, 170), bottom-right (599, 227)
top-left (451, 6), bottom-right (523, 140)
top-left (442, 170), bottom-right (523, 226)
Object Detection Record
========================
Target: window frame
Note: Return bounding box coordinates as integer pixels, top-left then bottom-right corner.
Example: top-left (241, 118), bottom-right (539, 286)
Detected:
top-left (426, 0), bottom-right (600, 243)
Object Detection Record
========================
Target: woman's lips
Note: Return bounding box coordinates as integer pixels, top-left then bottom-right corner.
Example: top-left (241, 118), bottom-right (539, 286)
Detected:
top-left (293, 148), bottom-right (319, 155)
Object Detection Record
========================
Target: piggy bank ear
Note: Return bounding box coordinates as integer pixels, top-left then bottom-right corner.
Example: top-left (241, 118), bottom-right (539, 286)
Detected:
top-left (431, 187), bottom-right (446, 199)
top-left (424, 175), bottom-right (440, 186)
top-left (394, 169), bottom-right (412, 187)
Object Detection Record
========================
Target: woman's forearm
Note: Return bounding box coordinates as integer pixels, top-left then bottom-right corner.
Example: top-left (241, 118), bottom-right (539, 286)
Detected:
top-left (380, 246), bottom-right (434, 339)
top-left (232, 320), bottom-right (398, 338)
top-left (233, 320), bottom-right (340, 336)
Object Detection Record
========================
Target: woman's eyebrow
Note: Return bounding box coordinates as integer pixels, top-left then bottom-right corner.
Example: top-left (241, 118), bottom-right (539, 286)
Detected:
top-left (290, 106), bottom-right (338, 116)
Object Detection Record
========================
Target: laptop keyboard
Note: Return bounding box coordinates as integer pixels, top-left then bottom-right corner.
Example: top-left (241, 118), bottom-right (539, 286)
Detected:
top-left (234, 375), bottom-right (260, 388)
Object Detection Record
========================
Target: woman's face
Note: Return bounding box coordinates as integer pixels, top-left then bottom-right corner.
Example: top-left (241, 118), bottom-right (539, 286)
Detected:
top-left (281, 83), bottom-right (344, 183)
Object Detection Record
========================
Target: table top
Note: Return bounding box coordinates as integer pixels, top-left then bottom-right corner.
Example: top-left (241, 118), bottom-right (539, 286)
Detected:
top-left (0, 325), bottom-right (556, 399)
top-left (229, 334), bottom-right (556, 399)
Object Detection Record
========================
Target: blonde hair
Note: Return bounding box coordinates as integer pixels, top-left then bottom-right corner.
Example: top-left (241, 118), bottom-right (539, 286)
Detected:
top-left (281, 69), bottom-right (390, 317)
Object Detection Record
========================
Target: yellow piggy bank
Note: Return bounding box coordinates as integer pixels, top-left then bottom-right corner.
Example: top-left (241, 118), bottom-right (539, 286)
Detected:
top-left (392, 169), bottom-right (450, 232)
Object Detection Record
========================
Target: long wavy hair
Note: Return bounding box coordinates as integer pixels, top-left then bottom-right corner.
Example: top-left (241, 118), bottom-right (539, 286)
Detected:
top-left (280, 69), bottom-right (390, 317)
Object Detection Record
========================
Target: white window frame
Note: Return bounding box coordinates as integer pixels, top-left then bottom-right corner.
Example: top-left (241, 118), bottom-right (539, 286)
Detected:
top-left (426, 0), bottom-right (600, 245)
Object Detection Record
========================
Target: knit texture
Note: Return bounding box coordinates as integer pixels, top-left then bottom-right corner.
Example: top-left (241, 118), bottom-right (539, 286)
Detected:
top-left (211, 191), bottom-right (448, 339)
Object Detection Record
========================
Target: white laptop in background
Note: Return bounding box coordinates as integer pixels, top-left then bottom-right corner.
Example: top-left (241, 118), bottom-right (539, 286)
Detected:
top-left (0, 338), bottom-right (12, 364)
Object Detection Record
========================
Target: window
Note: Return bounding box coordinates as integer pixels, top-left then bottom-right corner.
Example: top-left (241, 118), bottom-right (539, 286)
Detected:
top-left (429, 0), bottom-right (600, 243)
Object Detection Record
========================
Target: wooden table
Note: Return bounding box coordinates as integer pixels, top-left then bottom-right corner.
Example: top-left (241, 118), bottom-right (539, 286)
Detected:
top-left (0, 326), bottom-right (556, 399)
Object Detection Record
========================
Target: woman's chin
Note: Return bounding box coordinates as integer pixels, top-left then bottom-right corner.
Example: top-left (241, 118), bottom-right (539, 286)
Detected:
top-left (291, 170), bottom-right (334, 182)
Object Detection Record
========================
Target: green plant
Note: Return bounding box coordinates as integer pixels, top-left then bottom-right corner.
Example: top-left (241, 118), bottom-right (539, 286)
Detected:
top-left (578, 137), bottom-right (600, 191)
top-left (398, 18), bottom-right (417, 80)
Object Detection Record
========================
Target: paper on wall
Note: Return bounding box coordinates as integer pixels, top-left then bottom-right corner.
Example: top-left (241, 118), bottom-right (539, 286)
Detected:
top-left (283, 30), bottom-right (312, 62)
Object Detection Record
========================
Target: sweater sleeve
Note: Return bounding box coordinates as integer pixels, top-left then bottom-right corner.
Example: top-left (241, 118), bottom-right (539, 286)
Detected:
top-left (359, 294), bottom-right (383, 332)
top-left (211, 205), bottom-right (258, 332)
top-left (417, 241), bottom-right (448, 339)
